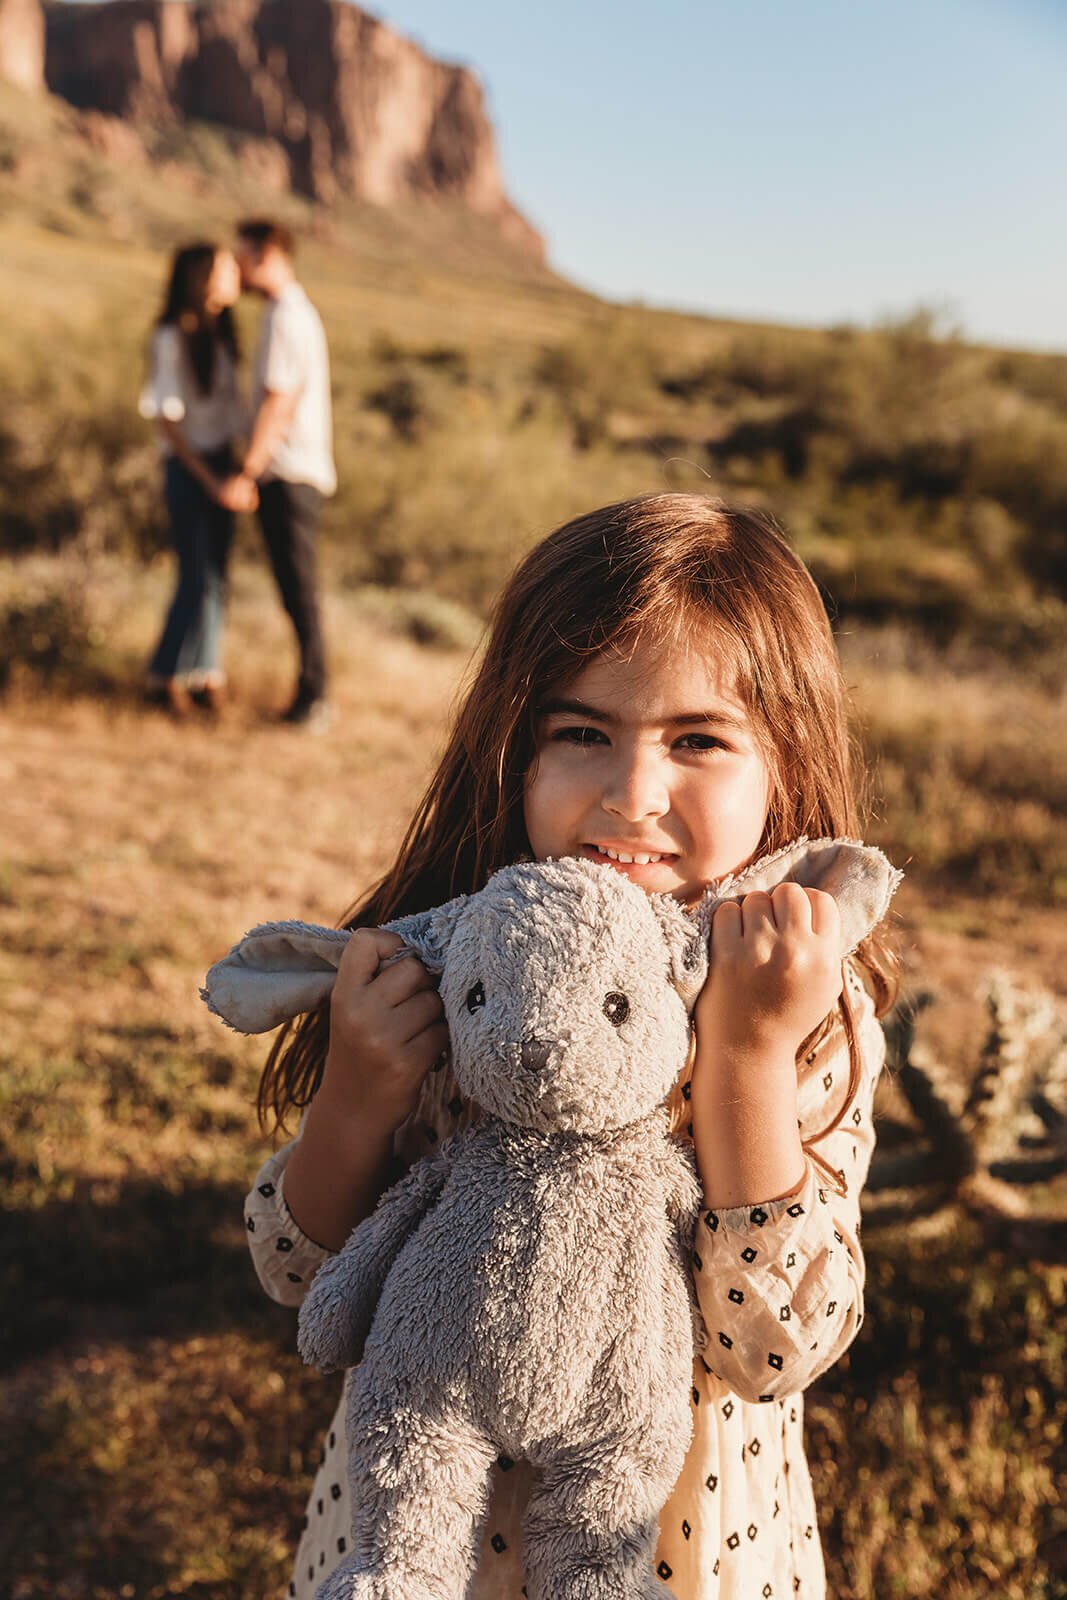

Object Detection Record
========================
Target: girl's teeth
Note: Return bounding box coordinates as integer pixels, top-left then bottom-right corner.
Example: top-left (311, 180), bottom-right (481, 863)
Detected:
top-left (600, 847), bottom-right (662, 865)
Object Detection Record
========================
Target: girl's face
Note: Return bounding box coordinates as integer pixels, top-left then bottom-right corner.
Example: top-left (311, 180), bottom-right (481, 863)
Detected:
top-left (523, 631), bottom-right (772, 904)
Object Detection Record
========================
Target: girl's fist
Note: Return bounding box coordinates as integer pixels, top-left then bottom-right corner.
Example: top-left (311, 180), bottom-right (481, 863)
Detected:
top-left (696, 882), bottom-right (843, 1062)
top-left (322, 927), bottom-right (449, 1129)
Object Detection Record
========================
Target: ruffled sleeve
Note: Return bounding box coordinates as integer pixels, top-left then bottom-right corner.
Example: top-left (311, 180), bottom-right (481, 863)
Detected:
top-left (138, 325), bottom-right (188, 423)
top-left (689, 963), bottom-right (884, 1402)
top-left (244, 1136), bottom-right (333, 1308)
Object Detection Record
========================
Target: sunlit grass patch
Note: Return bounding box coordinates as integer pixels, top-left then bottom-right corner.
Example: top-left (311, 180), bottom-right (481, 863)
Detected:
top-left (841, 629), bottom-right (1067, 907)
top-left (814, 1373), bottom-right (1061, 1598)
top-left (811, 1224), bottom-right (1066, 1599)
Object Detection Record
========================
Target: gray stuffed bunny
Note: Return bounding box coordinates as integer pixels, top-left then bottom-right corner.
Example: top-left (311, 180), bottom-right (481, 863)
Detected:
top-left (306, 856), bottom-right (705, 1600)
top-left (202, 839), bottom-right (900, 1600)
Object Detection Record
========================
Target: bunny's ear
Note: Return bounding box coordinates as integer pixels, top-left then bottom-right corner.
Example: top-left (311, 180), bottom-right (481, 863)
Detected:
top-left (200, 887), bottom-right (475, 1035)
top-left (699, 837), bottom-right (902, 957)
top-left (649, 894), bottom-right (710, 1014)
top-left (382, 891), bottom-right (470, 974)
top-left (201, 920), bottom-right (352, 1034)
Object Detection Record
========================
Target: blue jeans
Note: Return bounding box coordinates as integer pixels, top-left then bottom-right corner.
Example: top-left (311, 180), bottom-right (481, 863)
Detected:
top-left (148, 447), bottom-right (235, 683)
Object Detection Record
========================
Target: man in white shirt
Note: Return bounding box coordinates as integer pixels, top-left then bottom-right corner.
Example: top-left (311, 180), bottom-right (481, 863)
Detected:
top-left (222, 219), bottom-right (337, 729)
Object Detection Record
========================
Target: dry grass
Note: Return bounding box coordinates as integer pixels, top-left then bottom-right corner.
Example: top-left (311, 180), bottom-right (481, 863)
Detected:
top-left (2, 565), bottom-right (1065, 1597)
top-left (840, 628), bottom-right (1067, 909)
top-left (809, 1232), bottom-right (1066, 1600)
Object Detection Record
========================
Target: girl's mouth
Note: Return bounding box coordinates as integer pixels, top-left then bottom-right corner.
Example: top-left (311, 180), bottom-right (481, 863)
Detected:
top-left (581, 843), bottom-right (678, 874)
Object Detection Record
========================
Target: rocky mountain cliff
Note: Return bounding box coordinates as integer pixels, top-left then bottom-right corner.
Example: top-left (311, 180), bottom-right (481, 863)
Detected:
top-left (9, 0), bottom-right (542, 255)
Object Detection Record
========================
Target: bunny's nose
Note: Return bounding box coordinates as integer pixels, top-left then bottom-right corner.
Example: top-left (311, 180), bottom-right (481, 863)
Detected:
top-left (520, 1038), bottom-right (552, 1074)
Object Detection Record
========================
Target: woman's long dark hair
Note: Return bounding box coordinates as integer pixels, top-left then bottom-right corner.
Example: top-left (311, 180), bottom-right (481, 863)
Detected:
top-left (157, 243), bottom-right (238, 395)
top-left (257, 495), bottom-right (897, 1135)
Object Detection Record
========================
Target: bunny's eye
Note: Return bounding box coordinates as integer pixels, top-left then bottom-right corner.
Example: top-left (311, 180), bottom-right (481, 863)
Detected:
top-left (603, 992), bottom-right (630, 1026)
top-left (466, 982), bottom-right (486, 1014)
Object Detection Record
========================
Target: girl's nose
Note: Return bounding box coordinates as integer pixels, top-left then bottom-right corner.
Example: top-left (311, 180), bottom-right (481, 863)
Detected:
top-left (601, 749), bottom-right (669, 821)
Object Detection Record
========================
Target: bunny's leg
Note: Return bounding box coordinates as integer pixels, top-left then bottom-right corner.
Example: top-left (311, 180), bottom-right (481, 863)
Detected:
top-left (316, 1375), bottom-right (498, 1600)
top-left (520, 1424), bottom-right (689, 1600)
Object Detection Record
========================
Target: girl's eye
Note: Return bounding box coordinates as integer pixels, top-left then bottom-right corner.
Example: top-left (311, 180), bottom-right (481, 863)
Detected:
top-left (676, 732), bottom-right (727, 752)
top-left (603, 992), bottom-right (630, 1026)
top-left (466, 982), bottom-right (486, 1014)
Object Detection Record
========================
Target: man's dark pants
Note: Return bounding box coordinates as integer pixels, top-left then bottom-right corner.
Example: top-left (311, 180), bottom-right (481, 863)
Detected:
top-left (257, 477), bottom-right (327, 705)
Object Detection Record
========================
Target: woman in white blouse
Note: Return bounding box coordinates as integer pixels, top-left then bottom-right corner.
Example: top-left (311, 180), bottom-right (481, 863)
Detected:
top-left (140, 243), bottom-right (251, 716)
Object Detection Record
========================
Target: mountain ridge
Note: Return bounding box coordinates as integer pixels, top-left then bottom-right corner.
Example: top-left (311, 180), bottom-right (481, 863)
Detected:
top-left (0, 0), bottom-right (543, 255)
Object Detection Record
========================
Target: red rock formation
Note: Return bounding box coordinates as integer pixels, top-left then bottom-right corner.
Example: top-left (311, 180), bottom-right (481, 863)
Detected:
top-left (43, 0), bottom-right (543, 256)
top-left (44, 0), bottom-right (195, 121)
top-left (0, 0), bottom-right (45, 92)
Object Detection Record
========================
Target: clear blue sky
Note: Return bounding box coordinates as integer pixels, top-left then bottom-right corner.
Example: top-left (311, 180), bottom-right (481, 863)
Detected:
top-left (377, 0), bottom-right (1066, 352)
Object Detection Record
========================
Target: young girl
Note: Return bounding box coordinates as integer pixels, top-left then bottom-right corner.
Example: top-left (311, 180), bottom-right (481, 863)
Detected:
top-left (139, 242), bottom-right (250, 717)
top-left (244, 493), bottom-right (895, 1600)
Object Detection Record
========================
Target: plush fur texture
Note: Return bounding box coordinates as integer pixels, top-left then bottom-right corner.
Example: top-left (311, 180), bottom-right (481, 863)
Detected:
top-left (201, 840), bottom-right (900, 1600)
top-left (297, 859), bottom-right (706, 1600)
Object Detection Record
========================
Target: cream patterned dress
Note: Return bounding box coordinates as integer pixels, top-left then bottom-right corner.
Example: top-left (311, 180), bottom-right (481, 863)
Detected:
top-left (245, 961), bottom-right (884, 1600)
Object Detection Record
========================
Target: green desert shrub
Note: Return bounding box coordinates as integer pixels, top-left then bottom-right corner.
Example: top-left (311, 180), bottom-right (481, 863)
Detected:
top-left (363, 371), bottom-right (431, 441)
top-left (0, 572), bottom-right (102, 693)
top-left (532, 313), bottom-right (663, 449)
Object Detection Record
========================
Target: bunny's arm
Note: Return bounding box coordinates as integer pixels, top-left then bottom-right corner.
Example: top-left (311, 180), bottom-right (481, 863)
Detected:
top-left (689, 965), bottom-right (884, 1402)
top-left (659, 1134), bottom-right (702, 1245)
top-left (297, 1132), bottom-right (467, 1372)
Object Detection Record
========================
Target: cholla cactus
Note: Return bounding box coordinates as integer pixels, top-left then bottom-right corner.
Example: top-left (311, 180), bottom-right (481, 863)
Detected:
top-left (867, 974), bottom-right (1067, 1230)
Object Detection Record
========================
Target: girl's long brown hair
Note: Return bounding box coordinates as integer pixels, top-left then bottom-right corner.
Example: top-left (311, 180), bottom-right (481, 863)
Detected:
top-left (258, 494), bottom-right (896, 1135)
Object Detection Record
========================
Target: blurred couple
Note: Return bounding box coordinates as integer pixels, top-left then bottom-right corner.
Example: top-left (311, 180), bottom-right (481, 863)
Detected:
top-left (140, 220), bottom-right (336, 729)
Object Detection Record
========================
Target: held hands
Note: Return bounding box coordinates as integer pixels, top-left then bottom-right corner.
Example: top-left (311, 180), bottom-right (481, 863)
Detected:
top-left (321, 929), bottom-right (449, 1133)
top-left (696, 883), bottom-right (843, 1068)
top-left (216, 471), bottom-right (259, 512)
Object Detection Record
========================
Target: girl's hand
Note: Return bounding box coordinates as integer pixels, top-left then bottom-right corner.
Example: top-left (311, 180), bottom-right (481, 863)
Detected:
top-left (320, 928), bottom-right (449, 1133)
top-left (690, 885), bottom-right (842, 1206)
top-left (696, 883), bottom-right (843, 1066)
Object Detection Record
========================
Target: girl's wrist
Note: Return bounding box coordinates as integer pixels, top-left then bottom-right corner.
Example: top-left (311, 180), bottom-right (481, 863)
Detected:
top-left (691, 1084), bottom-right (806, 1209)
top-left (285, 1095), bottom-right (401, 1251)
top-left (690, 1030), bottom-right (804, 1208)
top-left (691, 1027), bottom-right (799, 1092)
top-left (317, 1049), bottom-right (419, 1137)
top-left (298, 1081), bottom-right (403, 1184)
